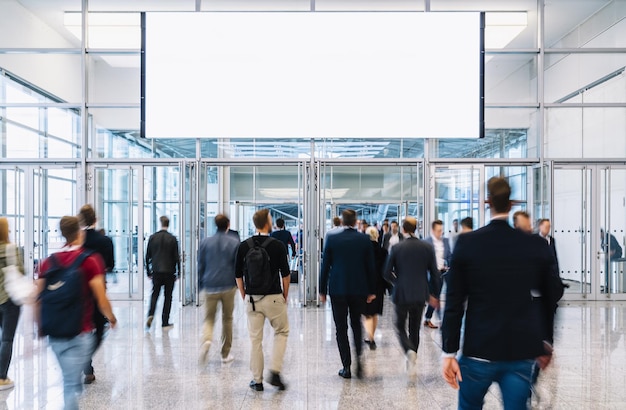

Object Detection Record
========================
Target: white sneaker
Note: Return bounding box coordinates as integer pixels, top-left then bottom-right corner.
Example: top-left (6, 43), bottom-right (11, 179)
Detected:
top-left (406, 350), bottom-right (417, 376)
top-left (199, 341), bottom-right (211, 365)
top-left (221, 354), bottom-right (235, 364)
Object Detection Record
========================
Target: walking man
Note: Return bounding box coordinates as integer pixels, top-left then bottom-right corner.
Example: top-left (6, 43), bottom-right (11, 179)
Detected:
top-left (78, 204), bottom-right (115, 384)
top-left (319, 209), bottom-right (376, 379)
top-left (441, 177), bottom-right (562, 409)
top-left (384, 217), bottom-right (440, 375)
top-left (235, 209), bottom-right (290, 391)
top-left (145, 216), bottom-right (180, 329)
top-left (198, 214), bottom-right (239, 365)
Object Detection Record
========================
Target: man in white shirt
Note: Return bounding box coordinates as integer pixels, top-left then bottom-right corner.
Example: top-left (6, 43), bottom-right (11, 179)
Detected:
top-left (423, 220), bottom-right (451, 329)
top-left (382, 220), bottom-right (404, 251)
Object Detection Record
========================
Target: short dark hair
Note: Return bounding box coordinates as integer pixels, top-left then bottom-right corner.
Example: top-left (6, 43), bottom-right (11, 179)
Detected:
top-left (431, 219), bottom-right (443, 230)
top-left (253, 209), bottom-right (270, 230)
top-left (402, 218), bottom-right (417, 234)
top-left (214, 214), bottom-right (229, 231)
top-left (342, 209), bottom-right (357, 227)
top-left (160, 216), bottom-right (170, 228)
top-left (453, 219), bottom-right (458, 223)
top-left (276, 218), bottom-right (285, 229)
top-left (60, 216), bottom-right (80, 243)
top-left (538, 218), bottom-right (550, 226)
top-left (78, 204), bottom-right (96, 227)
top-left (487, 177), bottom-right (512, 214)
top-left (460, 217), bottom-right (473, 230)
top-left (332, 217), bottom-right (341, 227)
top-left (390, 220), bottom-right (398, 226)
top-left (513, 211), bottom-right (530, 225)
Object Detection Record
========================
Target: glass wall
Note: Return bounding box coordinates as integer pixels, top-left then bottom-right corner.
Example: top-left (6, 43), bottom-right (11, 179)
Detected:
top-left (2, 0), bottom-right (626, 301)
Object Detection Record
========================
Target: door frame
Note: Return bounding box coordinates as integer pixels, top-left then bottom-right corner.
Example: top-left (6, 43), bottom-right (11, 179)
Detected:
top-left (89, 164), bottom-right (145, 301)
top-left (0, 164), bottom-right (79, 281)
top-left (553, 163), bottom-right (626, 301)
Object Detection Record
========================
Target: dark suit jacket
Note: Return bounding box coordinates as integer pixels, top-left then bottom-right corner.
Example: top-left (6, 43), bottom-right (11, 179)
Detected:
top-left (442, 219), bottom-right (563, 361)
top-left (536, 234), bottom-right (560, 274)
top-left (320, 228), bottom-right (376, 297)
top-left (384, 236), bottom-right (441, 305)
top-left (271, 229), bottom-right (297, 257)
top-left (83, 229), bottom-right (114, 272)
top-left (382, 232), bottom-right (404, 250)
top-left (145, 229), bottom-right (181, 277)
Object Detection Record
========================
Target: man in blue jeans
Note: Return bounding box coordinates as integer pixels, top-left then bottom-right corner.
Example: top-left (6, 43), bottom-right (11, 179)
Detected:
top-left (441, 178), bottom-right (562, 409)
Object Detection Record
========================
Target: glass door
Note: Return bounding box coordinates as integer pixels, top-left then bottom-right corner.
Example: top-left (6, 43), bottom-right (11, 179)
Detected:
top-left (599, 166), bottom-right (626, 299)
top-left (432, 166), bottom-right (483, 234)
top-left (553, 164), bottom-right (626, 301)
top-left (93, 166), bottom-right (142, 300)
top-left (202, 163), bottom-right (306, 302)
top-left (0, 165), bottom-right (77, 279)
top-left (552, 166), bottom-right (593, 299)
top-left (180, 161), bottom-right (197, 306)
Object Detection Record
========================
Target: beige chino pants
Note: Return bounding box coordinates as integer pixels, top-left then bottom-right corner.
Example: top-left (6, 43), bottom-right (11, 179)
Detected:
top-left (246, 294), bottom-right (289, 383)
top-left (202, 287), bottom-right (237, 358)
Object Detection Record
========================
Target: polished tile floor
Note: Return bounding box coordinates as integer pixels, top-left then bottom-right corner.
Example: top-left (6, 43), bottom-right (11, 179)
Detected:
top-left (1, 286), bottom-right (625, 409)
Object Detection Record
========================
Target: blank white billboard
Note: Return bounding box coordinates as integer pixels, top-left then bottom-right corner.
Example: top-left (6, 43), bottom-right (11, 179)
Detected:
top-left (144, 12), bottom-right (482, 139)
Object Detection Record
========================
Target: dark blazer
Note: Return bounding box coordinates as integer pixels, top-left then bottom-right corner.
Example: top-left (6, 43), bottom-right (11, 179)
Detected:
top-left (83, 229), bottom-right (114, 272)
top-left (145, 229), bottom-right (181, 277)
top-left (320, 228), bottom-right (376, 297)
top-left (371, 241), bottom-right (389, 295)
top-left (384, 236), bottom-right (441, 305)
top-left (424, 236), bottom-right (452, 270)
top-left (536, 234), bottom-right (560, 274)
top-left (442, 219), bottom-right (563, 361)
top-left (271, 229), bottom-right (297, 257)
top-left (382, 232), bottom-right (404, 250)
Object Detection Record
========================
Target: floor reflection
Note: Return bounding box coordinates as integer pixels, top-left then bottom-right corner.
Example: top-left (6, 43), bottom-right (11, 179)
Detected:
top-left (2, 288), bottom-right (626, 409)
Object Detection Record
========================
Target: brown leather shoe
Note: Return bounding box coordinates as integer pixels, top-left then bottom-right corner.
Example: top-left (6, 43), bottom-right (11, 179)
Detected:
top-left (423, 320), bottom-right (438, 329)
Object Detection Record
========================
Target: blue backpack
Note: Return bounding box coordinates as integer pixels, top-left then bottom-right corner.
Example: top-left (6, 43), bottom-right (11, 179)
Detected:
top-left (39, 251), bottom-right (92, 338)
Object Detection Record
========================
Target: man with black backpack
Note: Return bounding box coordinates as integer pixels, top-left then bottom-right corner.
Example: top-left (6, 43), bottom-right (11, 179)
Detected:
top-left (37, 216), bottom-right (117, 410)
top-left (235, 209), bottom-right (291, 392)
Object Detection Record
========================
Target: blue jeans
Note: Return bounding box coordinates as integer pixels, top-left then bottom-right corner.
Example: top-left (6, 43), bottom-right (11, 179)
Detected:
top-left (458, 356), bottom-right (535, 410)
top-left (49, 332), bottom-right (96, 410)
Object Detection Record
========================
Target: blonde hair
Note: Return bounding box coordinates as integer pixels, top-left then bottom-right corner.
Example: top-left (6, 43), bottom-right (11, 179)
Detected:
top-left (0, 218), bottom-right (9, 243)
top-left (366, 226), bottom-right (379, 242)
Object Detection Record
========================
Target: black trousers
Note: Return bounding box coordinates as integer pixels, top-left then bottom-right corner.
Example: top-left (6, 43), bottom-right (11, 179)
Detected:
top-left (148, 274), bottom-right (176, 324)
top-left (330, 295), bottom-right (366, 368)
top-left (0, 300), bottom-right (20, 379)
top-left (394, 303), bottom-right (425, 354)
top-left (84, 305), bottom-right (107, 376)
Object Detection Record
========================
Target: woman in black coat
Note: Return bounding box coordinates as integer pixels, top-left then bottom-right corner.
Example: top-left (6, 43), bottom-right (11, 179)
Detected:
top-left (363, 226), bottom-right (389, 350)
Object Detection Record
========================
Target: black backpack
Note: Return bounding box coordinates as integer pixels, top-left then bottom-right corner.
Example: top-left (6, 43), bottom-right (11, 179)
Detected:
top-left (39, 251), bottom-right (92, 338)
top-left (243, 237), bottom-right (274, 295)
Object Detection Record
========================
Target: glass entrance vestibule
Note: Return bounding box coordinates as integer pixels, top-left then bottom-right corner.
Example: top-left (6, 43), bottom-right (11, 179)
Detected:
top-left (3, 160), bottom-right (623, 305)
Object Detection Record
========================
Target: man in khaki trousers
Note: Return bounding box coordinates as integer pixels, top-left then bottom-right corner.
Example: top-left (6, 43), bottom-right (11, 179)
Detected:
top-left (235, 209), bottom-right (291, 392)
top-left (198, 214), bottom-right (240, 365)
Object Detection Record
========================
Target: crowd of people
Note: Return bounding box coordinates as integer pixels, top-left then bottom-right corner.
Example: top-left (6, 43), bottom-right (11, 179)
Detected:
top-left (0, 177), bottom-right (567, 409)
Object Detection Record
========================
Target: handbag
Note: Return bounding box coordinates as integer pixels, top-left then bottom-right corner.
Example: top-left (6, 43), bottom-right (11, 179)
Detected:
top-left (1, 244), bottom-right (36, 305)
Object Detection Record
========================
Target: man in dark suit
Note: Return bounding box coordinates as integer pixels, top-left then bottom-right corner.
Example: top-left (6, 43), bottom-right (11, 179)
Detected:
top-left (537, 218), bottom-right (559, 273)
top-left (145, 216), bottom-right (181, 329)
top-left (423, 219), bottom-right (452, 329)
top-left (319, 209), bottom-right (376, 379)
top-left (382, 220), bottom-right (404, 251)
top-left (441, 177), bottom-right (562, 409)
top-left (384, 217), bottom-right (440, 375)
top-left (78, 204), bottom-right (114, 385)
top-left (271, 218), bottom-right (297, 258)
